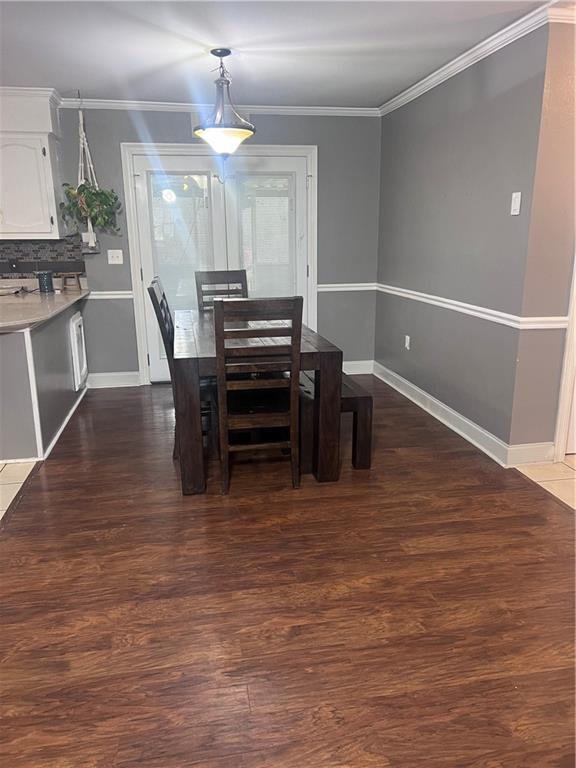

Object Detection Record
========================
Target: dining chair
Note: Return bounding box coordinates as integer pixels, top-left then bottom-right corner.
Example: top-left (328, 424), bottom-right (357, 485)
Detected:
top-left (213, 296), bottom-right (303, 493)
top-left (195, 269), bottom-right (249, 311)
top-left (148, 278), bottom-right (215, 459)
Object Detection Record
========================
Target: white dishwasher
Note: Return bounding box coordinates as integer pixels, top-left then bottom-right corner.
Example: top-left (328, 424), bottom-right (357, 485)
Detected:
top-left (69, 311), bottom-right (88, 391)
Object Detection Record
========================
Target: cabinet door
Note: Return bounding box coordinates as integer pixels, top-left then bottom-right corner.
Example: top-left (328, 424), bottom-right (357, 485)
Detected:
top-left (0, 135), bottom-right (54, 234)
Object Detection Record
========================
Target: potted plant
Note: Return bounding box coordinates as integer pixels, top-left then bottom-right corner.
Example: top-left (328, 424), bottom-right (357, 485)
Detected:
top-left (60, 181), bottom-right (121, 248)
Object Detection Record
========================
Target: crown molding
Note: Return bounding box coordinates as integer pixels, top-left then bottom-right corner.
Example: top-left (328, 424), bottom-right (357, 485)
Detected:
top-left (2, 2), bottom-right (560, 121)
top-left (0, 86), bottom-right (61, 108)
top-left (245, 104), bottom-right (380, 117)
top-left (548, 4), bottom-right (576, 23)
top-left (378, 2), bottom-right (553, 117)
top-left (59, 97), bottom-right (380, 118)
top-left (60, 97), bottom-right (206, 113)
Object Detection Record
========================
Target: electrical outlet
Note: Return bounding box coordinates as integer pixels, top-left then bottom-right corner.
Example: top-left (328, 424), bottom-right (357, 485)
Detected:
top-left (107, 249), bottom-right (123, 265)
top-left (405, 335), bottom-right (411, 350)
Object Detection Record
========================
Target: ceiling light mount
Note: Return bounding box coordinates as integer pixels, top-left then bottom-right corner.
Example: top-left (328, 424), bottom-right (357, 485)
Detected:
top-left (210, 47), bottom-right (231, 59)
top-left (193, 48), bottom-right (255, 155)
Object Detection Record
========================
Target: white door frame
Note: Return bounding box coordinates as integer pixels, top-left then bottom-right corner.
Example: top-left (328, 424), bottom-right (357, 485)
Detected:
top-left (121, 142), bottom-right (318, 385)
top-left (554, 251), bottom-right (576, 460)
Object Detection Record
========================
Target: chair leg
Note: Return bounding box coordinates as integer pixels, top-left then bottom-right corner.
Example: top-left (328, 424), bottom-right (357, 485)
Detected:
top-left (291, 444), bottom-right (300, 489)
top-left (173, 420), bottom-right (179, 460)
top-left (220, 451), bottom-right (230, 496)
top-left (299, 395), bottom-right (314, 474)
top-left (220, 446), bottom-right (230, 494)
top-left (209, 402), bottom-right (219, 457)
top-left (352, 400), bottom-right (372, 470)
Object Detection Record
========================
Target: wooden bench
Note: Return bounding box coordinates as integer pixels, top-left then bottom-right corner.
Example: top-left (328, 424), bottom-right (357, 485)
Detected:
top-left (299, 372), bottom-right (373, 473)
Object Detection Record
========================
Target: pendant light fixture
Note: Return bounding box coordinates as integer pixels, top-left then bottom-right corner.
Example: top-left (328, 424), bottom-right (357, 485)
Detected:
top-left (194, 48), bottom-right (255, 155)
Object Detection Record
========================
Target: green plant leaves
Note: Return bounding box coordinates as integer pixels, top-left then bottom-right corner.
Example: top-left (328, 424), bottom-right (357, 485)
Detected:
top-left (60, 182), bottom-right (122, 235)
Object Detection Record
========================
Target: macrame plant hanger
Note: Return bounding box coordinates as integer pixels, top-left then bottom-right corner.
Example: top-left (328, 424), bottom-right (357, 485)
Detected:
top-left (77, 92), bottom-right (98, 247)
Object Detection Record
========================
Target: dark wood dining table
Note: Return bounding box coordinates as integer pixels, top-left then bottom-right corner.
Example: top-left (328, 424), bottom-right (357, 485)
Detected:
top-left (173, 309), bottom-right (343, 494)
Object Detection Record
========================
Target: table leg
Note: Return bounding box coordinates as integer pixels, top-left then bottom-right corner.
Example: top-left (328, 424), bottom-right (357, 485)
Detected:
top-left (313, 349), bottom-right (343, 482)
top-left (174, 357), bottom-right (206, 494)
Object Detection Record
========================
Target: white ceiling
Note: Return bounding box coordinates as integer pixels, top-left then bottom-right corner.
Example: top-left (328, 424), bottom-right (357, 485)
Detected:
top-left (0, 1), bottom-right (545, 108)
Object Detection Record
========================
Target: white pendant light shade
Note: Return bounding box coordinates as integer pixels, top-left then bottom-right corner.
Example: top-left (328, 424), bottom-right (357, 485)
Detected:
top-left (194, 126), bottom-right (254, 155)
top-left (194, 48), bottom-right (255, 155)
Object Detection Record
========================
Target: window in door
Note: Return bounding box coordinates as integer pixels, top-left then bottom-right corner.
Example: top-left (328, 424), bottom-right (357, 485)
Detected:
top-left (234, 173), bottom-right (295, 297)
top-left (148, 171), bottom-right (213, 312)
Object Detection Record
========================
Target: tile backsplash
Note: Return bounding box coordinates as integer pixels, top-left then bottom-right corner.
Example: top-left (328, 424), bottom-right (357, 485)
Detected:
top-left (0, 236), bottom-right (85, 278)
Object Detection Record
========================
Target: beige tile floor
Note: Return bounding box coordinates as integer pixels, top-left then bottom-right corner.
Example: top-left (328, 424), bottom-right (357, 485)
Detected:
top-left (517, 456), bottom-right (576, 510)
top-left (0, 461), bottom-right (36, 521)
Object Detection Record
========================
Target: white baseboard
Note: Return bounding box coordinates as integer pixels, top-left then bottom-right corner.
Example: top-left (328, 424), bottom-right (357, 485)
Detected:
top-left (2, 456), bottom-right (40, 464)
top-left (343, 360), bottom-right (374, 375)
top-left (506, 442), bottom-right (556, 466)
top-left (371, 361), bottom-right (554, 467)
top-left (87, 372), bottom-right (142, 389)
top-left (372, 361), bottom-right (509, 465)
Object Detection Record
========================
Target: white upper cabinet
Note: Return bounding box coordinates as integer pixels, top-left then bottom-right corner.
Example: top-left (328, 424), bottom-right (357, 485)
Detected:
top-left (0, 134), bottom-right (57, 235)
top-left (0, 88), bottom-right (66, 239)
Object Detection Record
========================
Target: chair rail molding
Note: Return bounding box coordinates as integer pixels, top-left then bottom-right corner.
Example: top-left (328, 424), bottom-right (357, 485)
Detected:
top-left (317, 282), bottom-right (569, 330)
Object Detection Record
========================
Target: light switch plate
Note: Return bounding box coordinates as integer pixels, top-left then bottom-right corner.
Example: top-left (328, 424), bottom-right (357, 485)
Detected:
top-left (107, 249), bottom-right (123, 265)
top-left (510, 192), bottom-right (522, 216)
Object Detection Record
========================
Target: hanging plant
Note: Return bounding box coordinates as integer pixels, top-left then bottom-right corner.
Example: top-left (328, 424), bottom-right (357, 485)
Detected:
top-left (60, 182), bottom-right (121, 234)
top-left (59, 107), bottom-right (122, 248)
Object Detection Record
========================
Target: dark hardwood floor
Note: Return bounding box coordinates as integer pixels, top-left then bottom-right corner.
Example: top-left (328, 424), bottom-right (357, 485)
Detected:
top-left (1, 377), bottom-right (574, 767)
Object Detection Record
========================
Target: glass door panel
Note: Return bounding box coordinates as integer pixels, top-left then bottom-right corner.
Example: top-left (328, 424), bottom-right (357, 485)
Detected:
top-left (148, 171), bottom-right (213, 312)
top-left (134, 153), bottom-right (225, 381)
top-left (225, 155), bottom-right (309, 322)
top-left (235, 173), bottom-right (295, 296)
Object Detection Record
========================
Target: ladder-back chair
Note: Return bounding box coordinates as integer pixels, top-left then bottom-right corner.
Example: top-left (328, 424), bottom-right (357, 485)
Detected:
top-left (195, 269), bottom-right (248, 311)
top-left (213, 296), bottom-right (303, 493)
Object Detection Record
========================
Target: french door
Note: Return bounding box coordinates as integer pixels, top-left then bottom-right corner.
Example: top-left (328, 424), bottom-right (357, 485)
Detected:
top-left (133, 149), bottom-right (312, 382)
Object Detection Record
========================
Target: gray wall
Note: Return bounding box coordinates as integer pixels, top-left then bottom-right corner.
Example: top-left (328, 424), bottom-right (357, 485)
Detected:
top-left (509, 329), bottom-right (566, 444)
top-left (374, 27), bottom-right (571, 446)
top-left (375, 293), bottom-right (519, 442)
top-left (377, 28), bottom-right (548, 314)
top-left (252, 115), bottom-right (381, 285)
top-left (318, 291), bottom-right (375, 363)
top-left (0, 303), bottom-right (85, 460)
top-left (59, 110), bottom-right (381, 365)
top-left (82, 298), bottom-right (139, 374)
top-left (0, 332), bottom-right (37, 460)
top-left (31, 303), bottom-right (86, 450)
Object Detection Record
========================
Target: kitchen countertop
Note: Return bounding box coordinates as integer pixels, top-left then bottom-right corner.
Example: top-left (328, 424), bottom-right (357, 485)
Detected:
top-left (0, 289), bottom-right (90, 331)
